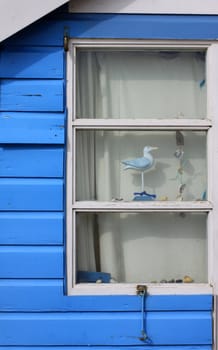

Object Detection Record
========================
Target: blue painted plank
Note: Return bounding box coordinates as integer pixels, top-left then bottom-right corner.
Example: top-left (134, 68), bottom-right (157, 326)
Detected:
top-left (0, 247), bottom-right (63, 278)
top-left (0, 112), bottom-right (65, 144)
top-left (0, 146), bottom-right (63, 178)
top-left (0, 179), bottom-right (63, 211)
top-left (0, 80), bottom-right (64, 112)
top-left (66, 15), bottom-right (218, 39)
top-left (0, 280), bottom-right (212, 312)
top-left (0, 213), bottom-right (63, 245)
top-left (4, 19), bottom-right (65, 46)
top-left (0, 347), bottom-right (212, 350)
top-left (1, 348), bottom-right (215, 350)
top-left (5, 16), bottom-right (218, 46)
top-left (0, 47), bottom-right (64, 78)
top-left (0, 311), bottom-right (211, 345)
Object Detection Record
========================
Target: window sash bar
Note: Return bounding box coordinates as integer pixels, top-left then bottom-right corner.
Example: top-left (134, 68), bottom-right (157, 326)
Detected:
top-left (72, 118), bottom-right (212, 130)
top-left (72, 200), bottom-right (212, 212)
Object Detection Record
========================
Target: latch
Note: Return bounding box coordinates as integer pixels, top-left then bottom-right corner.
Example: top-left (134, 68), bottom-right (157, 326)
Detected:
top-left (136, 285), bottom-right (149, 342)
top-left (136, 284), bottom-right (147, 296)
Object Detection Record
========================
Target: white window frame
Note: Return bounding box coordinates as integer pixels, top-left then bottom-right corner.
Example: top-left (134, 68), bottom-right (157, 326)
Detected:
top-left (66, 39), bottom-right (218, 296)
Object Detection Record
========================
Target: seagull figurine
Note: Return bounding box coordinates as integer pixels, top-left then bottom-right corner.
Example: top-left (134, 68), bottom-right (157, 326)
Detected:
top-left (121, 146), bottom-right (158, 193)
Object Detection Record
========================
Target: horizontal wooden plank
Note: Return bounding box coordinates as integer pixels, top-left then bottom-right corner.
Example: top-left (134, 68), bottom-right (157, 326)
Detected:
top-left (0, 146), bottom-right (63, 178)
top-left (0, 348), bottom-right (212, 350)
top-left (0, 311), bottom-right (211, 345)
top-left (0, 80), bottom-right (64, 112)
top-left (5, 16), bottom-right (218, 46)
top-left (5, 19), bottom-right (65, 46)
top-left (0, 280), bottom-right (212, 312)
top-left (0, 112), bottom-right (65, 144)
top-left (0, 247), bottom-right (63, 278)
top-left (0, 179), bottom-right (63, 211)
top-left (65, 14), bottom-right (218, 39)
top-left (0, 213), bottom-right (63, 245)
top-left (0, 47), bottom-right (64, 79)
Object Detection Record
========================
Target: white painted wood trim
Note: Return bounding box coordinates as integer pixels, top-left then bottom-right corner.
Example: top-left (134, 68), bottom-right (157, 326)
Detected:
top-left (207, 44), bottom-right (218, 295)
top-left (66, 42), bottom-right (74, 295)
top-left (73, 201), bottom-right (213, 212)
top-left (73, 119), bottom-right (212, 130)
top-left (67, 39), bottom-right (214, 296)
top-left (69, 283), bottom-right (213, 296)
top-left (72, 39), bottom-right (211, 48)
top-left (69, 0), bottom-right (218, 15)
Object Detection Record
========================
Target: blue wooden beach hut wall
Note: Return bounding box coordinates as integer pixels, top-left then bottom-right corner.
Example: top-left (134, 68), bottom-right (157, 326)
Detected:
top-left (0, 1), bottom-right (217, 349)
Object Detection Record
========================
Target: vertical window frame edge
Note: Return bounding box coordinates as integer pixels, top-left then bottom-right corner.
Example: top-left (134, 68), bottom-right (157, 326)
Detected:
top-left (66, 39), bottom-right (214, 296)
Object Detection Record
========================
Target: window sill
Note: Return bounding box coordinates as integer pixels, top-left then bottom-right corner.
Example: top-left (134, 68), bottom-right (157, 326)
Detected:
top-left (69, 283), bottom-right (213, 296)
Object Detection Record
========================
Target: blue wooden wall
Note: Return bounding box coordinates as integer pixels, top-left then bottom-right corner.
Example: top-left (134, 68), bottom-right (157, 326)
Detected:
top-left (0, 9), bottom-right (215, 350)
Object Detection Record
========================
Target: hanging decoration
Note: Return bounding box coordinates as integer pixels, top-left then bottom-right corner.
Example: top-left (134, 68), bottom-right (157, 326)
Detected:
top-left (174, 131), bottom-right (186, 201)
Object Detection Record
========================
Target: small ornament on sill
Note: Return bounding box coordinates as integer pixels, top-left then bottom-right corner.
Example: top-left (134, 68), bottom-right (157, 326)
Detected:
top-left (111, 197), bottom-right (123, 202)
top-left (183, 275), bottom-right (194, 283)
top-left (133, 191), bottom-right (156, 201)
top-left (159, 196), bottom-right (168, 201)
top-left (121, 146), bottom-right (158, 200)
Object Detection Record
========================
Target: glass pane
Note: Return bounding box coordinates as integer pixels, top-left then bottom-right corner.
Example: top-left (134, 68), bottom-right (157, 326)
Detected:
top-left (76, 49), bottom-right (206, 119)
top-left (76, 212), bottom-right (207, 283)
top-left (76, 130), bottom-right (207, 202)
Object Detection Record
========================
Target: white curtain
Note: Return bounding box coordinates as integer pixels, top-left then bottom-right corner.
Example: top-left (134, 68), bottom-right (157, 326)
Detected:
top-left (76, 51), bottom-right (207, 283)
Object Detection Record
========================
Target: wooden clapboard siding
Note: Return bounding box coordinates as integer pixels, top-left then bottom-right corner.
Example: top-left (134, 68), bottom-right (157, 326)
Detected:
top-left (0, 280), bottom-right (212, 312)
top-left (0, 179), bottom-right (63, 211)
top-left (0, 213), bottom-right (63, 245)
top-left (0, 47), bottom-right (64, 79)
top-left (0, 80), bottom-right (64, 112)
top-left (0, 9), bottom-right (215, 350)
top-left (0, 348), bottom-right (212, 350)
top-left (0, 112), bottom-right (65, 144)
top-left (0, 247), bottom-right (63, 278)
top-left (0, 146), bottom-right (64, 177)
top-left (0, 311), bottom-right (211, 345)
top-left (4, 15), bottom-right (218, 47)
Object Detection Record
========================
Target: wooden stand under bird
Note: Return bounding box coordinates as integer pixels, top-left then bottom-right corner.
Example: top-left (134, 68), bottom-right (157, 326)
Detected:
top-left (121, 146), bottom-right (158, 195)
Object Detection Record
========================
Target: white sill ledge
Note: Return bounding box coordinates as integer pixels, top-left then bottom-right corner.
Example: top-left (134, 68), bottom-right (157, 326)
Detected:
top-left (69, 283), bottom-right (213, 296)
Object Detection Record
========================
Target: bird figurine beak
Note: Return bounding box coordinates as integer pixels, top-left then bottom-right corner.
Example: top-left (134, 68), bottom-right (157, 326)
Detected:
top-left (150, 147), bottom-right (158, 151)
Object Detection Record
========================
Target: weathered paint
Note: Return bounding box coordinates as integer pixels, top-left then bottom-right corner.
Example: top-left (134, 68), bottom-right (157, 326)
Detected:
top-left (0, 80), bottom-right (64, 112)
top-left (0, 7), bottom-right (214, 350)
top-left (0, 311), bottom-right (212, 345)
top-left (0, 112), bottom-right (65, 144)
top-left (0, 281), bottom-right (212, 311)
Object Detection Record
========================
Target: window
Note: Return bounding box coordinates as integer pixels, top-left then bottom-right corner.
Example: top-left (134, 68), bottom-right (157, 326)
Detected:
top-left (66, 40), bottom-right (216, 295)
